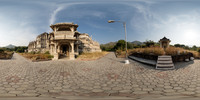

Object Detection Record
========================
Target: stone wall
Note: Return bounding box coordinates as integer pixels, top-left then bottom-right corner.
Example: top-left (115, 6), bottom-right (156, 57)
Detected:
top-left (79, 33), bottom-right (101, 53)
top-left (28, 32), bottom-right (50, 53)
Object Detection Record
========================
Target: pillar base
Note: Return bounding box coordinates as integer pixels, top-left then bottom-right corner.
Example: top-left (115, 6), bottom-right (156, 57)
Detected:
top-left (53, 53), bottom-right (59, 60)
top-left (69, 53), bottom-right (75, 60)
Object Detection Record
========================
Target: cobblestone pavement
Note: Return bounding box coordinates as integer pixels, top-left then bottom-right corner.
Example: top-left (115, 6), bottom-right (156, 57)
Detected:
top-left (0, 52), bottom-right (200, 98)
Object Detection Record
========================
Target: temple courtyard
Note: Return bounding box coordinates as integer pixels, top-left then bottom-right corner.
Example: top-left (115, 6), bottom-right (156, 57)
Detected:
top-left (1, 52), bottom-right (200, 99)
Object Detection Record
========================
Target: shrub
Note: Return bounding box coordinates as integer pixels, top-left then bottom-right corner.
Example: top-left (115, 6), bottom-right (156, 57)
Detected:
top-left (47, 55), bottom-right (54, 59)
top-left (129, 47), bottom-right (165, 56)
top-left (165, 47), bottom-right (184, 56)
top-left (30, 51), bottom-right (36, 54)
top-left (0, 49), bottom-right (4, 53)
top-left (20, 52), bottom-right (54, 61)
top-left (190, 51), bottom-right (199, 58)
top-left (44, 51), bottom-right (50, 54)
top-left (165, 46), bottom-right (200, 58)
top-left (36, 51), bottom-right (41, 54)
top-left (0, 51), bottom-right (13, 59)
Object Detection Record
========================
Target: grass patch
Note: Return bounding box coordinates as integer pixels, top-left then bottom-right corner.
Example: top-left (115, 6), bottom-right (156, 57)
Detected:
top-left (115, 50), bottom-right (126, 58)
top-left (20, 53), bottom-right (54, 61)
top-left (117, 46), bottom-right (200, 59)
top-left (0, 51), bottom-right (14, 59)
top-left (128, 47), bottom-right (165, 56)
top-left (77, 52), bottom-right (109, 60)
top-left (165, 47), bottom-right (200, 58)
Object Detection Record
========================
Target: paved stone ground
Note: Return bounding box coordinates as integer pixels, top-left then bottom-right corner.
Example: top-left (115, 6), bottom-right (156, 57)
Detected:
top-left (0, 52), bottom-right (200, 99)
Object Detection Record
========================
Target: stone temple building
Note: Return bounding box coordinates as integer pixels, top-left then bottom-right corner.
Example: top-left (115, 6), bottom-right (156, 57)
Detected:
top-left (159, 37), bottom-right (171, 49)
top-left (28, 22), bottom-right (101, 60)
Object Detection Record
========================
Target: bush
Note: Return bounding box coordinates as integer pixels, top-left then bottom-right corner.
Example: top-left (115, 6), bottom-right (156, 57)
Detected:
top-left (129, 47), bottom-right (165, 56)
top-left (30, 51), bottom-right (36, 54)
top-left (15, 46), bottom-right (27, 53)
top-left (0, 49), bottom-right (4, 53)
top-left (0, 51), bottom-right (14, 59)
top-left (165, 47), bottom-right (199, 58)
top-left (165, 47), bottom-right (186, 56)
top-left (47, 55), bottom-right (54, 59)
top-left (44, 51), bottom-right (50, 54)
top-left (20, 52), bottom-right (54, 61)
top-left (36, 51), bottom-right (41, 54)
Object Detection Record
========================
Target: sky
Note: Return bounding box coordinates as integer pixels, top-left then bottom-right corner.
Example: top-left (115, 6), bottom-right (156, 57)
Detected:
top-left (0, 0), bottom-right (200, 46)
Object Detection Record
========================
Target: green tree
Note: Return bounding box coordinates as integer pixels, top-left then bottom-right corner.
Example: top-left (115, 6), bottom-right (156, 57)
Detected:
top-left (144, 40), bottom-right (155, 47)
top-left (184, 46), bottom-right (190, 50)
top-left (15, 46), bottom-right (28, 53)
top-left (0, 48), bottom-right (4, 53)
top-left (174, 44), bottom-right (186, 48)
top-left (114, 40), bottom-right (125, 50)
top-left (192, 45), bottom-right (198, 51)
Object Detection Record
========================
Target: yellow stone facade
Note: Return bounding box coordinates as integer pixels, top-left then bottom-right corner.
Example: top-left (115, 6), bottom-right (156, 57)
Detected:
top-left (28, 22), bottom-right (101, 60)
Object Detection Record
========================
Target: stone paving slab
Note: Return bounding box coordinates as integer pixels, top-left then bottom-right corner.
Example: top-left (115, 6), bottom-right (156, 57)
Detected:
top-left (1, 96), bottom-right (200, 100)
top-left (0, 53), bottom-right (200, 99)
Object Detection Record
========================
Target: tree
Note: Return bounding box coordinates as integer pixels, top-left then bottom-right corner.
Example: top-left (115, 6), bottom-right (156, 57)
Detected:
top-left (192, 45), bottom-right (198, 51)
top-left (15, 46), bottom-right (28, 53)
top-left (144, 40), bottom-right (155, 47)
top-left (184, 46), bottom-right (190, 50)
top-left (174, 44), bottom-right (186, 48)
top-left (0, 48), bottom-right (4, 53)
top-left (114, 40), bottom-right (126, 50)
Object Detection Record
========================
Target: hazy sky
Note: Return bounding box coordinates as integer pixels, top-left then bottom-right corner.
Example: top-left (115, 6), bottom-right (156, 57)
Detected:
top-left (0, 0), bottom-right (200, 46)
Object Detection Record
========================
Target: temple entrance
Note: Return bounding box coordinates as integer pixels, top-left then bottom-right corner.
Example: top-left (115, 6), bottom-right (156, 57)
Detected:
top-left (60, 44), bottom-right (70, 59)
top-left (62, 46), bottom-right (67, 54)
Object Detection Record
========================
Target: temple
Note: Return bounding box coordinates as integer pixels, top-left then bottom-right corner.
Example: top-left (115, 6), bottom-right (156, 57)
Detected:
top-left (28, 22), bottom-right (101, 60)
top-left (159, 36), bottom-right (171, 49)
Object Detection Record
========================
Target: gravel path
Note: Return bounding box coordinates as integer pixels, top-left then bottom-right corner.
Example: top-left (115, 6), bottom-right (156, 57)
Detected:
top-left (0, 52), bottom-right (200, 98)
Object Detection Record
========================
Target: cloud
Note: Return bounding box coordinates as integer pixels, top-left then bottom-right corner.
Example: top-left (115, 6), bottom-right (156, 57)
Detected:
top-left (49, 6), bottom-right (65, 25)
top-left (0, 21), bottom-right (37, 46)
top-left (127, 2), bottom-right (200, 46)
top-left (48, 2), bottom-right (87, 31)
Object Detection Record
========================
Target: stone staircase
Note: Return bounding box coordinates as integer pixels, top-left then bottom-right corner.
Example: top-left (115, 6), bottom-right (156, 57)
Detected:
top-left (156, 55), bottom-right (175, 69)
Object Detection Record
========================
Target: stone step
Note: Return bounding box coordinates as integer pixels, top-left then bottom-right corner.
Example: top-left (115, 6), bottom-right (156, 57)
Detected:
top-left (156, 55), bottom-right (175, 69)
top-left (156, 64), bottom-right (174, 68)
top-left (157, 58), bottom-right (172, 61)
top-left (157, 61), bottom-right (173, 64)
top-left (158, 56), bottom-right (171, 58)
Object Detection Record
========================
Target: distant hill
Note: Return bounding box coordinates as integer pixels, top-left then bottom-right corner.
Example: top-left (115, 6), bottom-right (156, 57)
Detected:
top-left (101, 42), bottom-right (117, 46)
top-left (131, 41), bottom-right (143, 45)
top-left (5, 44), bottom-right (16, 48)
top-left (100, 42), bottom-right (117, 51)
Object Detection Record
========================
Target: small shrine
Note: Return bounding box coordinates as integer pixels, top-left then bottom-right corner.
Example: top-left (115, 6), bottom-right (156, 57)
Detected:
top-left (159, 37), bottom-right (171, 49)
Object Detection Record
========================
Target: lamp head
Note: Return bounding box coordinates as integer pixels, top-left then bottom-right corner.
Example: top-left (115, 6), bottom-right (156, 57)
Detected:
top-left (108, 20), bottom-right (115, 23)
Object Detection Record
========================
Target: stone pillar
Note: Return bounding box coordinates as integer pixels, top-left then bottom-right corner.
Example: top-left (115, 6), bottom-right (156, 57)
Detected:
top-left (58, 45), bottom-right (60, 53)
top-left (53, 43), bottom-right (59, 60)
top-left (167, 41), bottom-right (169, 48)
top-left (50, 45), bottom-right (53, 55)
top-left (76, 45), bottom-right (78, 52)
top-left (54, 27), bottom-right (57, 32)
top-left (69, 42), bottom-right (75, 60)
top-left (76, 44), bottom-right (79, 55)
top-left (160, 42), bottom-right (162, 48)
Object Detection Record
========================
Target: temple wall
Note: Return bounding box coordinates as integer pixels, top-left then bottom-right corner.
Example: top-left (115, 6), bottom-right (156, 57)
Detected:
top-left (28, 23), bottom-right (101, 60)
top-left (78, 33), bottom-right (102, 53)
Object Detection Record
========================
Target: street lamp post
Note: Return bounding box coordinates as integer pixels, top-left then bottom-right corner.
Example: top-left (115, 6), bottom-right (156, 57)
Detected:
top-left (108, 20), bottom-right (129, 64)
